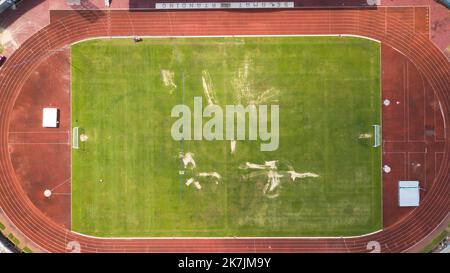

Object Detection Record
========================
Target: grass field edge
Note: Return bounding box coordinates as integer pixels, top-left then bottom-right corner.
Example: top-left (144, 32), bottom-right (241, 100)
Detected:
top-left (70, 34), bottom-right (381, 47)
top-left (70, 34), bottom-right (383, 238)
top-left (71, 227), bottom-right (384, 240)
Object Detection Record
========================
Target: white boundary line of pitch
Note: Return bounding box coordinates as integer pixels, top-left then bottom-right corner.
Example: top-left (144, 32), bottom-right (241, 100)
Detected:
top-left (70, 34), bottom-right (383, 241)
top-left (71, 228), bottom-right (384, 240)
top-left (379, 41), bottom-right (384, 230)
top-left (71, 34), bottom-right (381, 45)
top-left (70, 45), bottom-right (73, 234)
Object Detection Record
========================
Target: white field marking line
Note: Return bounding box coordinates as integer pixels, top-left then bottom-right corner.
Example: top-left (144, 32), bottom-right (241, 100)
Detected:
top-left (437, 99), bottom-right (447, 142)
top-left (402, 152), bottom-right (407, 178)
top-left (8, 131), bottom-right (70, 142)
top-left (407, 57), bottom-right (431, 144)
top-left (383, 140), bottom-right (427, 143)
top-left (422, 73), bottom-right (430, 142)
top-left (427, 7), bottom-right (431, 41)
top-left (403, 61), bottom-right (408, 143)
top-left (51, 178), bottom-right (71, 192)
top-left (429, 72), bottom-right (437, 143)
top-left (69, 34), bottom-right (383, 240)
top-left (70, 45), bottom-right (73, 232)
top-left (407, 151), bottom-right (410, 180)
top-left (406, 61), bottom-right (410, 143)
top-left (435, 152), bottom-right (444, 184)
top-left (408, 150), bottom-right (428, 186)
top-left (70, 34), bottom-right (382, 47)
top-left (341, 236), bottom-right (350, 253)
top-left (125, 11), bottom-right (136, 37)
top-left (6, 133), bottom-right (58, 253)
top-left (379, 41), bottom-right (383, 228)
top-left (70, 228), bottom-right (384, 240)
top-left (164, 8), bottom-right (174, 35)
top-left (8, 131), bottom-right (70, 134)
top-left (355, 9), bottom-right (359, 34)
top-left (419, 70), bottom-right (427, 142)
top-left (385, 40), bottom-right (450, 145)
top-left (8, 142), bottom-right (70, 145)
top-left (385, 38), bottom-right (450, 76)
top-left (384, 152), bottom-right (407, 184)
top-left (424, 151), bottom-right (427, 189)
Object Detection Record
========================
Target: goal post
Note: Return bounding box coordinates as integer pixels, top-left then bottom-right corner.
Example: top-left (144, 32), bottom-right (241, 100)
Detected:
top-left (373, 125), bottom-right (381, 148)
top-left (72, 127), bottom-right (79, 149)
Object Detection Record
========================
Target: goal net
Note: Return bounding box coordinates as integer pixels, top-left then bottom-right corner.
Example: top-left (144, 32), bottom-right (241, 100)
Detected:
top-left (373, 125), bottom-right (381, 147)
top-left (72, 127), bottom-right (79, 149)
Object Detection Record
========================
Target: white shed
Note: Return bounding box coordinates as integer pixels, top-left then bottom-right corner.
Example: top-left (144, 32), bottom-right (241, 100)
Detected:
top-left (42, 108), bottom-right (59, 128)
top-left (398, 181), bottom-right (420, 207)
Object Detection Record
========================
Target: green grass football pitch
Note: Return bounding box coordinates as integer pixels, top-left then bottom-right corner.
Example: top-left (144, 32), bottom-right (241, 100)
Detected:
top-left (71, 36), bottom-right (381, 237)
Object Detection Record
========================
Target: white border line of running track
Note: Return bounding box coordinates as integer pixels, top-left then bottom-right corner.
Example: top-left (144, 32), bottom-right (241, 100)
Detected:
top-left (70, 34), bottom-right (383, 240)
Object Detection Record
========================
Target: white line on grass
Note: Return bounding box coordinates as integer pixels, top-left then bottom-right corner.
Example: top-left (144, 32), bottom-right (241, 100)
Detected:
top-left (69, 34), bottom-right (383, 241)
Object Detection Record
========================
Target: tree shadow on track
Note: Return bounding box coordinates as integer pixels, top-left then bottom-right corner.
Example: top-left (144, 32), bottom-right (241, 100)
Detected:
top-left (0, 0), bottom-right (46, 29)
top-left (48, 1), bottom-right (106, 24)
top-left (70, 1), bottom-right (106, 23)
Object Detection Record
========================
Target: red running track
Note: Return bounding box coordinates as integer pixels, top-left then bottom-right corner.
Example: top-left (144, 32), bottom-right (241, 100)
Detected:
top-left (0, 8), bottom-right (449, 253)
